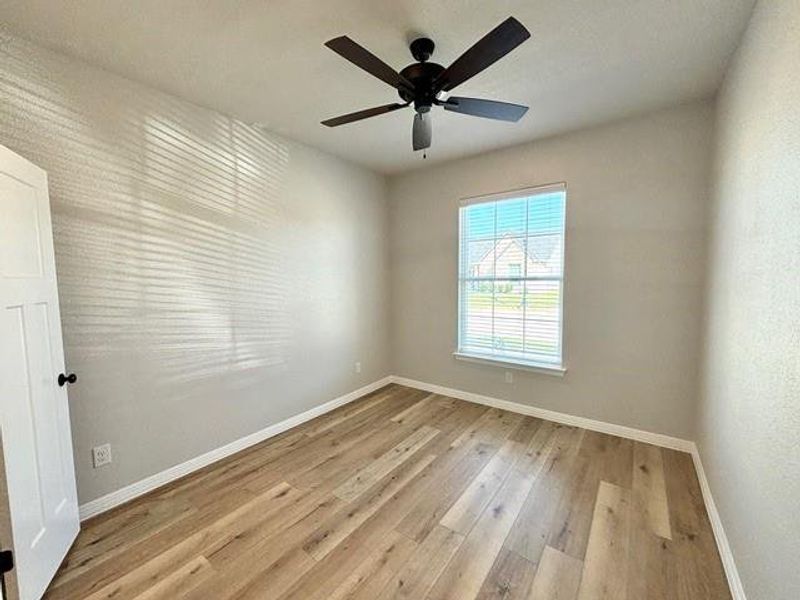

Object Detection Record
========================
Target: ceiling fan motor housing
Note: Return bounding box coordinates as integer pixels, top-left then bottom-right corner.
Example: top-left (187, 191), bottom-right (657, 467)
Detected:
top-left (400, 39), bottom-right (444, 113)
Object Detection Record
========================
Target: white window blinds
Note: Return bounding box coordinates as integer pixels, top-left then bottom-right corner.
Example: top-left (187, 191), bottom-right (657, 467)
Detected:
top-left (458, 184), bottom-right (566, 369)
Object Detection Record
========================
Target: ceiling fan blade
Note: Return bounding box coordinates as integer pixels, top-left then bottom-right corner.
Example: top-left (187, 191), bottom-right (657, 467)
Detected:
top-left (442, 97), bottom-right (528, 122)
top-left (321, 102), bottom-right (409, 127)
top-left (325, 36), bottom-right (415, 94)
top-left (412, 112), bottom-right (432, 151)
top-left (434, 17), bottom-right (530, 93)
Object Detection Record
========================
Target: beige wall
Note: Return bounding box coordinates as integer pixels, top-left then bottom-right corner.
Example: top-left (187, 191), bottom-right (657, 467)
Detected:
top-left (700, 1), bottom-right (800, 598)
top-left (389, 102), bottom-right (714, 440)
top-left (0, 32), bottom-right (390, 504)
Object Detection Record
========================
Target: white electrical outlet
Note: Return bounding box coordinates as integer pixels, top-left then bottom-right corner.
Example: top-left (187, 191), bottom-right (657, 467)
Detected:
top-left (92, 443), bottom-right (112, 468)
top-left (355, 361), bottom-right (362, 374)
top-left (505, 371), bottom-right (514, 384)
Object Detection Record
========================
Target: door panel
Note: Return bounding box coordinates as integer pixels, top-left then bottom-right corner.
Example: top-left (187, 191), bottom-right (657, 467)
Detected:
top-left (0, 146), bottom-right (79, 600)
top-left (0, 174), bottom-right (43, 278)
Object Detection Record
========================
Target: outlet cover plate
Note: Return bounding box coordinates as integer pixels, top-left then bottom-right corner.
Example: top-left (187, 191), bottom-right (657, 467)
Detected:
top-left (92, 443), bottom-right (112, 468)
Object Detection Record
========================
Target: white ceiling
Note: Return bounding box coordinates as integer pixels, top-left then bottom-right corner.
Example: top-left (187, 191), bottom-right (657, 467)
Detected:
top-left (0, 0), bottom-right (755, 174)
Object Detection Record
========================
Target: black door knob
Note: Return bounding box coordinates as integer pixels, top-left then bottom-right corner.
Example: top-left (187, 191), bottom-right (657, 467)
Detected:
top-left (58, 373), bottom-right (77, 387)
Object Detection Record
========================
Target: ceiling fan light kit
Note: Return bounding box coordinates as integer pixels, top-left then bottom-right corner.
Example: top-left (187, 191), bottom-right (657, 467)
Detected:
top-left (321, 16), bottom-right (531, 155)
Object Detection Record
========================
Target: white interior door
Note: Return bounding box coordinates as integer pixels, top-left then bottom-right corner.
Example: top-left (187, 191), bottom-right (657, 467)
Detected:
top-left (0, 146), bottom-right (79, 599)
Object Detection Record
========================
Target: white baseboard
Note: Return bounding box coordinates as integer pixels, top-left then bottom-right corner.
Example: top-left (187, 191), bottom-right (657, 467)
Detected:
top-left (78, 376), bottom-right (393, 521)
top-left (389, 376), bottom-right (694, 452)
top-left (690, 445), bottom-right (747, 600)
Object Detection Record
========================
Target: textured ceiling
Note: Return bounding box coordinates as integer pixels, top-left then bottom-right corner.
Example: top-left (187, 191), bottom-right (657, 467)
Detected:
top-left (0, 0), bottom-right (755, 174)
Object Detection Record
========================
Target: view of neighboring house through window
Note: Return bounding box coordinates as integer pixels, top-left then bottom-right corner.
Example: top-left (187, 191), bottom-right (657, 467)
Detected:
top-left (457, 183), bottom-right (566, 369)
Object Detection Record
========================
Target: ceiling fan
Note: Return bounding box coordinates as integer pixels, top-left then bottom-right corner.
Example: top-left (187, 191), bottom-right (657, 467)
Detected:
top-left (321, 17), bottom-right (531, 154)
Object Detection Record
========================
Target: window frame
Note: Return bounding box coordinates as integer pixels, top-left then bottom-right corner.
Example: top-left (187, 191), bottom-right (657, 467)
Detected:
top-left (455, 182), bottom-right (567, 376)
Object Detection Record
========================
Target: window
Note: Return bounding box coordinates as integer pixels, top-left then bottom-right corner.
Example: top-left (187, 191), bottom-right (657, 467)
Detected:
top-left (457, 183), bottom-right (566, 372)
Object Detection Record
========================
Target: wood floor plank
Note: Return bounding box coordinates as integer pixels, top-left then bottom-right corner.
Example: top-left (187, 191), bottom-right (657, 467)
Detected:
top-left (425, 401), bottom-right (489, 440)
top-left (304, 452), bottom-right (437, 560)
top-left (69, 495), bottom-right (195, 554)
top-left (608, 436), bottom-right (634, 489)
top-left (625, 506), bottom-right (676, 600)
top-left (200, 487), bottom-right (341, 572)
top-left (326, 530), bottom-right (418, 600)
top-left (81, 547), bottom-right (199, 600)
top-left (662, 448), bottom-right (732, 599)
top-left (298, 419), bottom-right (487, 570)
top-left (44, 386), bottom-right (733, 600)
top-left (415, 403), bottom-right (491, 457)
top-left (391, 393), bottom-right (435, 424)
top-left (397, 404), bottom-right (540, 543)
top-left (303, 385), bottom-right (396, 436)
top-left (476, 548), bottom-right (538, 600)
top-left (576, 481), bottom-right (632, 600)
top-left (161, 398), bottom-right (410, 507)
top-left (632, 442), bottom-right (672, 540)
top-left (440, 439), bottom-right (520, 534)
top-left (281, 516), bottom-right (417, 600)
top-left (505, 426), bottom-right (584, 564)
top-left (375, 525), bottom-right (464, 600)
top-left (224, 547), bottom-right (316, 600)
top-left (57, 497), bottom-right (198, 582)
top-left (545, 430), bottom-right (629, 560)
top-left (509, 416), bottom-right (545, 444)
top-left (288, 419), bottom-right (415, 491)
top-left (46, 482), bottom-right (274, 597)
top-left (68, 482), bottom-right (303, 600)
top-left (627, 445), bottom-right (678, 600)
top-left (183, 492), bottom-right (345, 599)
top-left (333, 425), bottom-right (440, 502)
top-left (231, 406), bottom-right (421, 498)
top-left (393, 397), bottom-right (456, 434)
top-left (130, 556), bottom-right (214, 600)
top-left (527, 546), bottom-right (583, 600)
top-left (426, 421), bottom-right (560, 600)
top-left (152, 390), bottom-right (414, 505)
top-left (135, 427), bottom-right (309, 505)
top-left (451, 408), bottom-right (525, 448)
top-left (394, 439), bottom-right (496, 542)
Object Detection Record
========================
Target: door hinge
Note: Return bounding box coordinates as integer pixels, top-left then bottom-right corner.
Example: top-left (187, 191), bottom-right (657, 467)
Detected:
top-left (0, 549), bottom-right (13, 574)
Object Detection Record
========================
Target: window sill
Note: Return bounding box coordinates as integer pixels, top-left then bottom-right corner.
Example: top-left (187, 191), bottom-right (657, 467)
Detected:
top-left (453, 352), bottom-right (567, 377)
